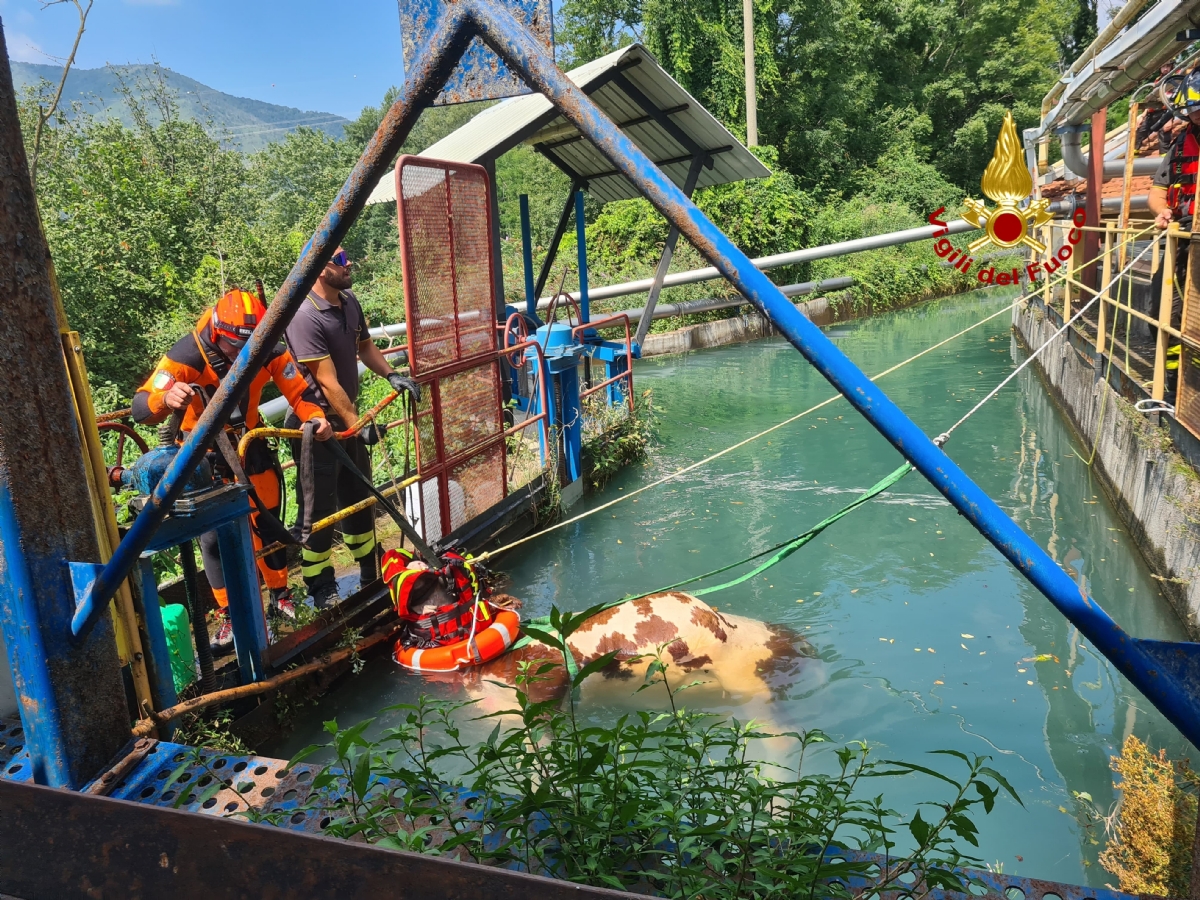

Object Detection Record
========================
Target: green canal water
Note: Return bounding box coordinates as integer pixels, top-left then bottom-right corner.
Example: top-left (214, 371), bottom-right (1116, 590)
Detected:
top-left (272, 287), bottom-right (1190, 887)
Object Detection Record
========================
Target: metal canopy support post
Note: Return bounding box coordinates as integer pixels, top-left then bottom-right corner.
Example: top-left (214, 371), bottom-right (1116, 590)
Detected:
top-left (634, 154), bottom-right (708, 348)
top-left (1083, 109), bottom-right (1107, 296)
top-left (575, 189), bottom-right (590, 323)
top-left (0, 27), bottom-right (131, 787)
top-left (70, 7), bottom-right (475, 637)
top-left (531, 182), bottom-right (581, 311)
top-left (467, 0), bottom-right (1200, 749)
top-left (519, 194), bottom-right (538, 317)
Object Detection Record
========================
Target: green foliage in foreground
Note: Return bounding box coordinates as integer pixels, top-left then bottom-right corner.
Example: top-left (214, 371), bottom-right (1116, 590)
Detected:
top-left (208, 606), bottom-right (1021, 897)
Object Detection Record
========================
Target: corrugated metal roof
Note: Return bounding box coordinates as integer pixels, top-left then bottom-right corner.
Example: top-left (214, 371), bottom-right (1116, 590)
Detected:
top-left (365, 44), bottom-right (768, 206)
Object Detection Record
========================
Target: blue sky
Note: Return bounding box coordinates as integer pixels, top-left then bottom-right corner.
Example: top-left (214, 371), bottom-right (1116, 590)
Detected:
top-left (0, 0), bottom-right (408, 118)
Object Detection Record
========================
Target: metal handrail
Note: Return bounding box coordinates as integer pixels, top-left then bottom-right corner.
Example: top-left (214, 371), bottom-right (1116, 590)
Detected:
top-left (572, 313), bottom-right (636, 414)
top-left (1037, 220), bottom-right (1196, 403)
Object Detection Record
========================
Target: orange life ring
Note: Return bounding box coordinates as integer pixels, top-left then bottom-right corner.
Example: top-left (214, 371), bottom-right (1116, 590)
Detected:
top-left (393, 608), bottom-right (521, 673)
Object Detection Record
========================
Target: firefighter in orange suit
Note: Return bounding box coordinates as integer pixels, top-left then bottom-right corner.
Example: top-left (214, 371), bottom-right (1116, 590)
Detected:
top-left (133, 289), bottom-right (333, 652)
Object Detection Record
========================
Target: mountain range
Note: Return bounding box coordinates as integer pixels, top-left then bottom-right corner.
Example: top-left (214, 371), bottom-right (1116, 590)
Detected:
top-left (10, 62), bottom-right (349, 153)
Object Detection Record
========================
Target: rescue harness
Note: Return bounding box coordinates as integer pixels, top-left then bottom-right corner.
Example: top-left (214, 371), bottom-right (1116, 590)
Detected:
top-left (1167, 127), bottom-right (1200, 220)
top-left (382, 547), bottom-right (519, 672)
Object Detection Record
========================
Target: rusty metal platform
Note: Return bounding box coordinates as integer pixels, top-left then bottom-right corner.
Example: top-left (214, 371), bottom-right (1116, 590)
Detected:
top-left (0, 714), bottom-right (1161, 899)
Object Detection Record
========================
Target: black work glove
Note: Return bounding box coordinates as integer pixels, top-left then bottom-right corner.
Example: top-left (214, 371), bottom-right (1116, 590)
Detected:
top-left (360, 422), bottom-right (387, 445)
top-left (387, 372), bottom-right (421, 404)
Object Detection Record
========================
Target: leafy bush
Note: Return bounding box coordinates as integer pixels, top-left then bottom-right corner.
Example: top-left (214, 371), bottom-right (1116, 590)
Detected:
top-left (1097, 735), bottom-right (1198, 896)
top-left (582, 389), bottom-right (656, 488)
top-left (272, 606), bottom-right (1020, 897)
top-left (807, 196), bottom-right (975, 315)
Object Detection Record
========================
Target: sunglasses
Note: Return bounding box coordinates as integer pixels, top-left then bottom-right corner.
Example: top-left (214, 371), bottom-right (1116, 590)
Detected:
top-left (328, 250), bottom-right (350, 267)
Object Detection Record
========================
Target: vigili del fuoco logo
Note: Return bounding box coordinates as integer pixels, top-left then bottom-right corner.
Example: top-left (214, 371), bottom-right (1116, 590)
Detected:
top-left (928, 111), bottom-right (1078, 286)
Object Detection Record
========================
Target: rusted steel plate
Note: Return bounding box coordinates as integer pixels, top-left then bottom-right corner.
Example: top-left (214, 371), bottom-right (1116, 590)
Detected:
top-left (0, 777), bottom-right (638, 900)
top-left (399, 0), bottom-right (552, 104)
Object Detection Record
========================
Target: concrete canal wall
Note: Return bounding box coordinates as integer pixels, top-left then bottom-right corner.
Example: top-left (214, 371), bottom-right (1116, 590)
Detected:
top-left (1013, 296), bottom-right (1200, 639)
top-left (640, 297), bottom-right (833, 356)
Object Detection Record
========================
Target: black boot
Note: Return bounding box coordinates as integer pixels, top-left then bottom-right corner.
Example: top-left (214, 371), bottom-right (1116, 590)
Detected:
top-left (358, 545), bottom-right (381, 588)
top-left (310, 582), bottom-right (342, 611)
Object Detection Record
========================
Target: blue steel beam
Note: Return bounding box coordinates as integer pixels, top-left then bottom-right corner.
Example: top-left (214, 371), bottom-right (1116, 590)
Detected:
top-left (70, 6), bottom-right (477, 638)
top-left (465, 0), bottom-right (1200, 747)
top-left (68, 0), bottom-right (1200, 753)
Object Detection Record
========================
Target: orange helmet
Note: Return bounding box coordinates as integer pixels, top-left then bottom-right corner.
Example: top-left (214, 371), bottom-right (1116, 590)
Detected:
top-left (210, 288), bottom-right (266, 348)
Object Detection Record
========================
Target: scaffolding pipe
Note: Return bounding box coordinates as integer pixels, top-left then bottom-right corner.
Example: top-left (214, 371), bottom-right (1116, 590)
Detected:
top-left (255, 195), bottom-right (1147, 425)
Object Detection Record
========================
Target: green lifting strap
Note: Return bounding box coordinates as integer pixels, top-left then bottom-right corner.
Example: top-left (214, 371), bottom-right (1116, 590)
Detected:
top-left (515, 461), bottom-right (914, 660)
top-left (627, 460), bottom-right (913, 599)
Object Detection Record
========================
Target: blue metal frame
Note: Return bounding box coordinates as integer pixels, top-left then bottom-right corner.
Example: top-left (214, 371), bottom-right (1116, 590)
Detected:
top-left (398, 0), bottom-right (553, 104)
top-left (141, 485), bottom-right (268, 687)
top-left (135, 559), bottom-right (178, 737)
top-left (72, 0), bottom-right (1200, 752)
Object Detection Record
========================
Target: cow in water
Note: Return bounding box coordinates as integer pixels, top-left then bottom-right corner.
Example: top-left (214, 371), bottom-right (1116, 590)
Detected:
top-left (456, 591), bottom-right (819, 707)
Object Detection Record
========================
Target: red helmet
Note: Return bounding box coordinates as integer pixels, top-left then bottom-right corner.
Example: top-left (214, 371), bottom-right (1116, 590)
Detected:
top-left (210, 289), bottom-right (266, 347)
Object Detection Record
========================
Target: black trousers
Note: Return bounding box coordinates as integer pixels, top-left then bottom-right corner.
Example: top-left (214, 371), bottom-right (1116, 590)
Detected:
top-left (288, 429), bottom-right (377, 591)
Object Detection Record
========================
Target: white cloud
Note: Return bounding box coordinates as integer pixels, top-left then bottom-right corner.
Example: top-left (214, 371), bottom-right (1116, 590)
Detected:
top-left (5, 30), bottom-right (52, 64)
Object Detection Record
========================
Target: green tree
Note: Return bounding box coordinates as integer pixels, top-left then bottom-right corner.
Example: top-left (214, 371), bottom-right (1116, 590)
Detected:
top-left (23, 72), bottom-right (248, 393)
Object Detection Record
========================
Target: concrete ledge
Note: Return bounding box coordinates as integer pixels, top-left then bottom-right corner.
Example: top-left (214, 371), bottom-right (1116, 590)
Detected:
top-left (1012, 298), bottom-right (1200, 638)
top-left (640, 297), bottom-right (830, 357)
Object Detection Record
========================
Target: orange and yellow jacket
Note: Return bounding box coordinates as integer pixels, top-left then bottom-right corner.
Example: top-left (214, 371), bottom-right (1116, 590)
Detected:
top-left (133, 309), bottom-right (324, 433)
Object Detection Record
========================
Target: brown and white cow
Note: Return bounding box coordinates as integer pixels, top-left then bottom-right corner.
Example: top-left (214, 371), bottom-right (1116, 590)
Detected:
top-left (455, 591), bottom-right (818, 708)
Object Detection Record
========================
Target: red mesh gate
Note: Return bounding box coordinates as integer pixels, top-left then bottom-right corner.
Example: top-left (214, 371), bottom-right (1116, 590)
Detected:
top-left (395, 157), bottom-right (506, 542)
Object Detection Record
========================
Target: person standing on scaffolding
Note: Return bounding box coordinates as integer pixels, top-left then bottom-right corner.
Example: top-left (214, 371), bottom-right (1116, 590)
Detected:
top-left (133, 288), bottom-right (333, 652)
top-left (1148, 68), bottom-right (1200, 393)
top-left (285, 245), bottom-right (419, 610)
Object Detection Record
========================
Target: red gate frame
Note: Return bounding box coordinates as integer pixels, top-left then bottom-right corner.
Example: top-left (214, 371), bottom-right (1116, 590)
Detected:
top-left (395, 156), bottom-right (508, 542)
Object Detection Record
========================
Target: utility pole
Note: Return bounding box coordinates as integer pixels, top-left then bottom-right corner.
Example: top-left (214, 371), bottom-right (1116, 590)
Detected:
top-left (743, 0), bottom-right (757, 147)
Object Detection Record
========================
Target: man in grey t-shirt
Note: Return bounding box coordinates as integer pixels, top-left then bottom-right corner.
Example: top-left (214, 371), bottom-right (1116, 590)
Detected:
top-left (285, 246), bottom-right (418, 607)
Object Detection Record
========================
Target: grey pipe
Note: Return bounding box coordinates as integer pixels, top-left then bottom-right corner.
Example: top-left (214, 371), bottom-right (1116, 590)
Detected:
top-left (1058, 127), bottom-right (1161, 180)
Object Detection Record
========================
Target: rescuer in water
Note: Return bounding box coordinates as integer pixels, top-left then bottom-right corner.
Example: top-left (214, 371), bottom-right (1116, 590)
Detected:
top-left (133, 288), bottom-right (333, 651)
top-left (1147, 68), bottom-right (1200, 392)
top-left (285, 246), bottom-right (419, 610)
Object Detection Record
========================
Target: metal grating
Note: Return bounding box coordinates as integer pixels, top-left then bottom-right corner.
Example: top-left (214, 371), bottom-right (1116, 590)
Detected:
top-left (0, 717), bottom-right (31, 783)
top-left (397, 157), bottom-right (498, 378)
top-left (96, 740), bottom-right (334, 833)
top-left (437, 364), bottom-right (503, 460)
top-left (448, 441), bottom-right (506, 531)
top-left (0, 721), bottom-right (1158, 899)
